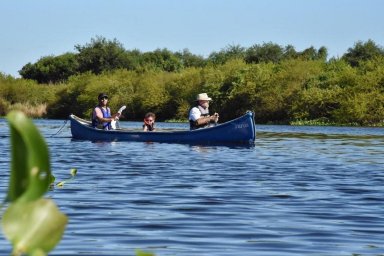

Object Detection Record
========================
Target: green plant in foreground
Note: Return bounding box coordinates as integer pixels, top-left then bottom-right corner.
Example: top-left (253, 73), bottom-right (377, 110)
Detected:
top-left (1, 110), bottom-right (67, 256)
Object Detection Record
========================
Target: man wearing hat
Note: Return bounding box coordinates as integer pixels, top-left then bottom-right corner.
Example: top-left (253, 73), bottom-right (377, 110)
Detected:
top-left (91, 93), bottom-right (121, 130)
top-left (188, 93), bottom-right (219, 130)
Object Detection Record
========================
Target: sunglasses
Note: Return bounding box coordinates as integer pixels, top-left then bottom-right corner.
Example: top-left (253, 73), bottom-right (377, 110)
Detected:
top-left (100, 97), bottom-right (108, 101)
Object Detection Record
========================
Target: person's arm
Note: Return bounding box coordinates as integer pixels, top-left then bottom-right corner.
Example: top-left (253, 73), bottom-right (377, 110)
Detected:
top-left (195, 114), bottom-right (218, 126)
top-left (190, 108), bottom-right (219, 126)
top-left (189, 107), bottom-right (201, 122)
top-left (95, 108), bottom-right (117, 122)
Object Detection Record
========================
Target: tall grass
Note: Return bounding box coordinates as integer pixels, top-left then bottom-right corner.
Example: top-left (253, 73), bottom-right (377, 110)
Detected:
top-left (7, 102), bottom-right (47, 118)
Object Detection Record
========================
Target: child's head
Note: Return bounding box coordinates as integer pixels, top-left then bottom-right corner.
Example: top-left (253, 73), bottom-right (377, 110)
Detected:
top-left (144, 112), bottom-right (156, 123)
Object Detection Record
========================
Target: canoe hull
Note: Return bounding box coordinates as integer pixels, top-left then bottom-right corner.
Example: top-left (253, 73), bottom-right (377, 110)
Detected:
top-left (70, 112), bottom-right (256, 144)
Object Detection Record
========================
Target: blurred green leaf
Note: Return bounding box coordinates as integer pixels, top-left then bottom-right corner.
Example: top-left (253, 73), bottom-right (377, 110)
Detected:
top-left (6, 111), bottom-right (51, 202)
top-left (30, 249), bottom-right (46, 256)
top-left (2, 198), bottom-right (67, 255)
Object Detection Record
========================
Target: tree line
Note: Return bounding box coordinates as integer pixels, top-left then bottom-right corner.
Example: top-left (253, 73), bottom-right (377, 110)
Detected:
top-left (1, 38), bottom-right (384, 126)
top-left (19, 36), bottom-right (331, 84)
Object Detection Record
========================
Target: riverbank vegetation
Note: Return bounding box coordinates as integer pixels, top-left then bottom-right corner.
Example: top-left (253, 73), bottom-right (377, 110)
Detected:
top-left (1, 37), bottom-right (384, 126)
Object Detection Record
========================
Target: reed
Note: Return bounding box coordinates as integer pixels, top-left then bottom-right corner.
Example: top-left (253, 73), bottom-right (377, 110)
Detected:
top-left (7, 102), bottom-right (47, 118)
top-left (290, 117), bottom-right (384, 127)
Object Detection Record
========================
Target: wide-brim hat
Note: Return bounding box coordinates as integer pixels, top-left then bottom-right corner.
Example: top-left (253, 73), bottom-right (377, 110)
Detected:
top-left (196, 93), bottom-right (212, 101)
top-left (98, 93), bottom-right (108, 100)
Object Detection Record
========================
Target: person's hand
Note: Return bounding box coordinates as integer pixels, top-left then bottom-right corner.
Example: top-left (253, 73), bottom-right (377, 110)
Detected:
top-left (112, 113), bottom-right (121, 121)
top-left (210, 113), bottom-right (219, 123)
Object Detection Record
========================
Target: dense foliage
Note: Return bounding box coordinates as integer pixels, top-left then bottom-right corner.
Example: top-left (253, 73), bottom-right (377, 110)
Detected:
top-left (1, 38), bottom-right (384, 126)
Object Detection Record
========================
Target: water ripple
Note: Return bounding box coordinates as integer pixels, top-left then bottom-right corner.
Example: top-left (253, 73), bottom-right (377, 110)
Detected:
top-left (1, 120), bottom-right (384, 255)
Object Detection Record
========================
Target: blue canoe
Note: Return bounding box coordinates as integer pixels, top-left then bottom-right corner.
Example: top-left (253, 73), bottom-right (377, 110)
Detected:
top-left (69, 111), bottom-right (256, 144)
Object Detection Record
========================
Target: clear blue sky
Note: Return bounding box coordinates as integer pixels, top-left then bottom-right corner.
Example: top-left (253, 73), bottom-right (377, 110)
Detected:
top-left (1, 0), bottom-right (383, 77)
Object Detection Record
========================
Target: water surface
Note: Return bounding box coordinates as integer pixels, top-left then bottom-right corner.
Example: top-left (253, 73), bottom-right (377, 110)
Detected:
top-left (0, 119), bottom-right (383, 255)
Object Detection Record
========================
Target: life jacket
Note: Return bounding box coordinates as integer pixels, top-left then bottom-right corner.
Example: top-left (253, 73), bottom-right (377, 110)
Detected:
top-left (91, 106), bottom-right (112, 130)
top-left (189, 105), bottom-right (210, 130)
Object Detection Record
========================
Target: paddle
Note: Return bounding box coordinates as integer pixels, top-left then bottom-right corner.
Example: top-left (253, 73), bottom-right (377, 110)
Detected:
top-left (212, 112), bottom-right (219, 126)
top-left (111, 105), bottom-right (126, 129)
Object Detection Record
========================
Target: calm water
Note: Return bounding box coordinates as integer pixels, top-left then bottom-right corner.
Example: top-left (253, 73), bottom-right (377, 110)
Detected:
top-left (0, 119), bottom-right (383, 256)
